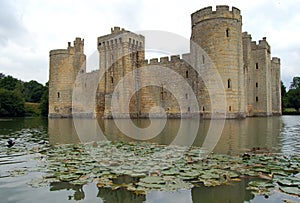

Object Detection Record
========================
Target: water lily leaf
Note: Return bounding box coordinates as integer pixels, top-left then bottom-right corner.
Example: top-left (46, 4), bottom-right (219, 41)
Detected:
top-left (140, 176), bottom-right (164, 184)
top-left (278, 177), bottom-right (300, 187)
top-left (248, 180), bottom-right (274, 188)
top-left (202, 179), bottom-right (222, 187)
top-left (252, 167), bottom-right (270, 173)
top-left (247, 180), bottom-right (275, 196)
top-left (71, 179), bottom-right (89, 185)
top-left (227, 171), bottom-right (239, 178)
top-left (280, 186), bottom-right (300, 196)
top-left (161, 169), bottom-right (179, 176)
top-left (165, 179), bottom-right (193, 191)
top-left (59, 174), bottom-right (80, 182)
top-left (28, 178), bottom-right (49, 188)
top-left (130, 173), bottom-right (146, 178)
top-left (200, 173), bottom-right (220, 180)
top-left (137, 182), bottom-right (165, 189)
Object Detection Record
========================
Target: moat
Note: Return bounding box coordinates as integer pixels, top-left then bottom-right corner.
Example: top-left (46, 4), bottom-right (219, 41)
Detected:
top-left (0, 116), bottom-right (299, 202)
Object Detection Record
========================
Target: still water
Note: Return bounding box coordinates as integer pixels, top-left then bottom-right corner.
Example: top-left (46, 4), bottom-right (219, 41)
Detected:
top-left (0, 116), bottom-right (299, 203)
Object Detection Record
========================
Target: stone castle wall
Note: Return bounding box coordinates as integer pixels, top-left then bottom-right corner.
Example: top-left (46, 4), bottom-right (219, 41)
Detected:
top-left (49, 38), bottom-right (86, 118)
top-left (49, 6), bottom-right (282, 119)
top-left (271, 57), bottom-right (281, 115)
top-left (191, 5), bottom-right (246, 118)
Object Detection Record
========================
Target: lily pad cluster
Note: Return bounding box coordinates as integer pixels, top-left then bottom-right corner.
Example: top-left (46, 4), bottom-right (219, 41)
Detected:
top-left (26, 141), bottom-right (300, 196)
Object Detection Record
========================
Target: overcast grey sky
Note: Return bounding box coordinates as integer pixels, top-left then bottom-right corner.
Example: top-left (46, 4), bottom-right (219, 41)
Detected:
top-left (0, 0), bottom-right (299, 88)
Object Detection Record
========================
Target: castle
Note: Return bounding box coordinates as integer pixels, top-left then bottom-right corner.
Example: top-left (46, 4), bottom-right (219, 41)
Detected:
top-left (49, 5), bottom-right (281, 119)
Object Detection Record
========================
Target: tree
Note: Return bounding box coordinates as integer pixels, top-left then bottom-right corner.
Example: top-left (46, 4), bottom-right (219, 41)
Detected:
top-left (0, 88), bottom-right (25, 117)
top-left (40, 82), bottom-right (49, 116)
top-left (290, 76), bottom-right (300, 89)
top-left (287, 88), bottom-right (300, 112)
top-left (23, 80), bottom-right (45, 103)
top-left (0, 75), bottom-right (23, 91)
top-left (287, 76), bottom-right (300, 112)
top-left (281, 81), bottom-right (288, 109)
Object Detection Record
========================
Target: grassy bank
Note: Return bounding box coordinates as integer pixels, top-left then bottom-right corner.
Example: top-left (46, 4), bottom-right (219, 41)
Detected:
top-left (282, 108), bottom-right (300, 115)
top-left (24, 102), bottom-right (41, 117)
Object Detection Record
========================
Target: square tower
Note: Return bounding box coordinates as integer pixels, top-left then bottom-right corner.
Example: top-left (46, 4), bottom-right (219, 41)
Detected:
top-left (97, 27), bottom-right (145, 118)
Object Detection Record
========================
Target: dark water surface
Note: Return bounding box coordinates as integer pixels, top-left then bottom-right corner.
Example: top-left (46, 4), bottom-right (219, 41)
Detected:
top-left (0, 116), bottom-right (299, 203)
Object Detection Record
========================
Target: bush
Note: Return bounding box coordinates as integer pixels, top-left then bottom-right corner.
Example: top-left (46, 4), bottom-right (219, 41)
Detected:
top-left (0, 88), bottom-right (25, 117)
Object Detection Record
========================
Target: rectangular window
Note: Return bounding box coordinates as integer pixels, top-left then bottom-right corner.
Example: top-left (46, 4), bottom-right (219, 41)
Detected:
top-left (256, 82), bottom-right (258, 88)
top-left (256, 96), bottom-right (258, 102)
top-left (256, 63), bottom-right (259, 69)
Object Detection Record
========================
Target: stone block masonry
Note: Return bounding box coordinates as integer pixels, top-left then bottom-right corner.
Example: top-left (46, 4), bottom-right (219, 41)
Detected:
top-left (49, 6), bottom-right (281, 119)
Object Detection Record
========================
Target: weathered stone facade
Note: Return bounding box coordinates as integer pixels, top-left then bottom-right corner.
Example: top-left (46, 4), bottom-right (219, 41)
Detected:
top-left (49, 38), bottom-right (86, 117)
top-left (49, 6), bottom-right (281, 119)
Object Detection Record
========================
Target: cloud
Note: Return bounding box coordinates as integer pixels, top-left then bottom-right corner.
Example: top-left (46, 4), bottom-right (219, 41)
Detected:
top-left (0, 0), bottom-right (299, 87)
top-left (0, 0), bottom-right (32, 46)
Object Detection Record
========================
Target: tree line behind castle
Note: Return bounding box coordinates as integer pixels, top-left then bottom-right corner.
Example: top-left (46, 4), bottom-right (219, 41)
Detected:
top-left (0, 73), bottom-right (48, 117)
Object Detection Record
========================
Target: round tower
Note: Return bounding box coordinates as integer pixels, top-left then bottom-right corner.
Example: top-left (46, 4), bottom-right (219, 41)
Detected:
top-left (49, 38), bottom-right (86, 117)
top-left (191, 5), bottom-right (246, 118)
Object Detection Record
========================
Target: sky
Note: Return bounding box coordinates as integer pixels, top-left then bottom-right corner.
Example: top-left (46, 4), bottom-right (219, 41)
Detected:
top-left (0, 0), bottom-right (299, 88)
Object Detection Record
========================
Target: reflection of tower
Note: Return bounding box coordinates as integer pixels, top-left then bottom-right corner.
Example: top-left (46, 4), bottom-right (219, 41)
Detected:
top-left (191, 6), bottom-right (246, 118)
top-left (97, 27), bottom-right (145, 118)
top-left (49, 38), bottom-right (86, 117)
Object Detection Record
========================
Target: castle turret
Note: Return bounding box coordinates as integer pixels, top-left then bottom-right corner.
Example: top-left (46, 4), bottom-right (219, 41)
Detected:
top-left (49, 38), bottom-right (86, 117)
top-left (191, 6), bottom-right (246, 118)
top-left (248, 37), bottom-right (272, 116)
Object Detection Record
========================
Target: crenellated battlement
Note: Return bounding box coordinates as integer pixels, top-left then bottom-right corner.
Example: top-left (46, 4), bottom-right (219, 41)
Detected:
top-left (49, 49), bottom-right (69, 56)
top-left (111, 26), bottom-right (125, 34)
top-left (98, 26), bottom-right (144, 50)
top-left (271, 57), bottom-right (280, 64)
top-left (250, 37), bottom-right (270, 51)
top-left (191, 5), bottom-right (241, 26)
top-left (140, 54), bottom-right (189, 67)
top-left (50, 37), bottom-right (84, 56)
top-left (242, 32), bottom-right (252, 40)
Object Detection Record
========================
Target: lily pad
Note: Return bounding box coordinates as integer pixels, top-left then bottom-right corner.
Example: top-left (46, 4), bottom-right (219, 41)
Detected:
top-left (140, 176), bottom-right (164, 184)
top-left (59, 174), bottom-right (80, 182)
top-left (280, 186), bottom-right (300, 196)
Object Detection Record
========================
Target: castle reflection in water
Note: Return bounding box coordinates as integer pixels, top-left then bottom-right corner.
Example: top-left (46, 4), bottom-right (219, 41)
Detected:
top-left (48, 117), bottom-right (283, 154)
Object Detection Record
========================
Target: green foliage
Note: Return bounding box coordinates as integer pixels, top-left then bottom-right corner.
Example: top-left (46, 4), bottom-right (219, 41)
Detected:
top-left (25, 102), bottom-right (41, 117)
top-left (40, 82), bottom-right (49, 117)
top-left (289, 76), bottom-right (300, 89)
top-left (23, 80), bottom-right (46, 103)
top-left (0, 88), bottom-right (25, 117)
top-left (287, 87), bottom-right (300, 112)
top-left (0, 75), bottom-right (23, 91)
top-left (0, 73), bottom-right (48, 117)
top-left (283, 77), bottom-right (300, 112)
top-left (281, 81), bottom-right (288, 110)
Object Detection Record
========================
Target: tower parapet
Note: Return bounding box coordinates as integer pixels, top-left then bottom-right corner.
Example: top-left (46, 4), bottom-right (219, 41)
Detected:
top-left (191, 6), bottom-right (241, 27)
top-left (271, 57), bottom-right (280, 64)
